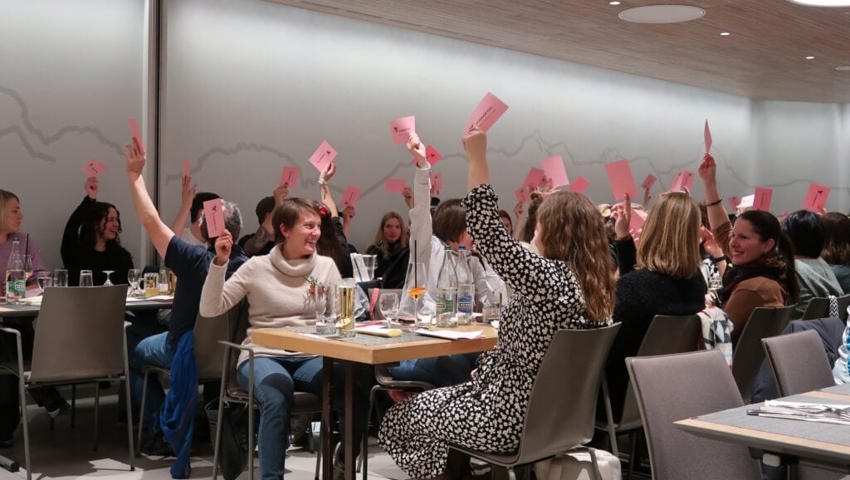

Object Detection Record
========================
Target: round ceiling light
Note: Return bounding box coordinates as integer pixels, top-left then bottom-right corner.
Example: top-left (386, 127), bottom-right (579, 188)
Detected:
top-left (618, 5), bottom-right (706, 23)
top-left (835, 65), bottom-right (850, 71)
top-left (788, 0), bottom-right (850, 6)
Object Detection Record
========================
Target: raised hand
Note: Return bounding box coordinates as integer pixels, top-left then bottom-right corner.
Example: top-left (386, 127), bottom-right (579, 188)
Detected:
top-left (321, 161), bottom-right (336, 183)
top-left (342, 205), bottom-right (355, 220)
top-left (461, 128), bottom-right (487, 162)
top-left (402, 187), bottom-right (414, 209)
top-left (612, 193), bottom-right (632, 239)
top-left (514, 200), bottom-right (524, 219)
top-left (181, 174), bottom-right (196, 207)
top-left (407, 134), bottom-right (427, 167)
top-left (85, 176), bottom-right (99, 199)
top-left (698, 153), bottom-right (717, 185)
top-left (214, 230), bottom-right (233, 266)
top-left (273, 184), bottom-right (289, 205)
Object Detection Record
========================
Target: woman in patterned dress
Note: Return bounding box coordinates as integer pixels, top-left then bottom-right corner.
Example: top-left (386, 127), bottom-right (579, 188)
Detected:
top-left (378, 129), bottom-right (616, 479)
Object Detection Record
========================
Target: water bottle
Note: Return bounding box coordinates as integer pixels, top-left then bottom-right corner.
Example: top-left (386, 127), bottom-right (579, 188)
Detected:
top-left (435, 246), bottom-right (457, 327)
top-left (455, 245), bottom-right (475, 326)
top-left (5, 239), bottom-right (25, 304)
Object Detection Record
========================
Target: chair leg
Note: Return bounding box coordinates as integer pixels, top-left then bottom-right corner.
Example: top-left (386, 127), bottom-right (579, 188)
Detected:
top-left (248, 359), bottom-right (255, 480)
top-left (600, 378), bottom-right (619, 457)
top-left (93, 383), bottom-right (101, 451)
top-left (359, 385), bottom-right (380, 479)
top-left (506, 466), bottom-right (516, 480)
top-left (314, 427), bottom-right (322, 480)
top-left (587, 447), bottom-right (602, 480)
top-left (20, 384), bottom-right (31, 480)
top-left (626, 431), bottom-right (638, 480)
top-left (137, 370), bottom-right (150, 456)
top-left (71, 384), bottom-right (77, 429)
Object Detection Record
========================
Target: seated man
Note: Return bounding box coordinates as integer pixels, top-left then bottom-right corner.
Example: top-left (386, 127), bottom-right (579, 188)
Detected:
top-left (124, 143), bottom-right (248, 454)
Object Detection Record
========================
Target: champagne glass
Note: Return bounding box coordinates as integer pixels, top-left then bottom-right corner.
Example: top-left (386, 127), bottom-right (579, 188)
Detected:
top-left (404, 262), bottom-right (427, 329)
top-left (380, 292), bottom-right (400, 329)
top-left (23, 255), bottom-right (33, 281)
top-left (102, 270), bottom-right (115, 286)
top-left (127, 268), bottom-right (141, 296)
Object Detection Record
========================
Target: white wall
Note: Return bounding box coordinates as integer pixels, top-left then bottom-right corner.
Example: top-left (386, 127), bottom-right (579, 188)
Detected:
top-left (2, 0), bottom-right (848, 266)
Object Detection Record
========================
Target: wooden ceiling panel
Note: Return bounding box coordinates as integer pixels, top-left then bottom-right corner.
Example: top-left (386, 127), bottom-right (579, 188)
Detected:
top-left (266, 0), bottom-right (850, 102)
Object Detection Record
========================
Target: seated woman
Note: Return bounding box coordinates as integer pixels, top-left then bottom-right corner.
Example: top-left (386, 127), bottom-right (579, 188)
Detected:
top-left (0, 190), bottom-right (67, 445)
top-left (379, 129), bottom-right (615, 479)
top-left (199, 197), bottom-right (367, 480)
top-left (781, 210), bottom-right (844, 318)
top-left (604, 192), bottom-right (707, 421)
top-left (366, 212), bottom-right (410, 289)
top-left (698, 154), bottom-right (798, 341)
top-left (820, 212), bottom-right (850, 293)
top-left (61, 177), bottom-right (133, 286)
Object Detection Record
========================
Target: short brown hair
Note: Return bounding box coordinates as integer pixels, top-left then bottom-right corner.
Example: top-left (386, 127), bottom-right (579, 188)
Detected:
top-left (637, 192), bottom-right (702, 278)
top-left (536, 191), bottom-right (616, 322)
top-left (272, 198), bottom-right (320, 243)
top-left (821, 212), bottom-right (850, 265)
top-left (433, 199), bottom-right (466, 243)
top-left (0, 190), bottom-right (20, 231)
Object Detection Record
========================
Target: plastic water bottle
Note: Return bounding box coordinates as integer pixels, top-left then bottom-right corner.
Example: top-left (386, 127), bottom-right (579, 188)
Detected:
top-left (435, 246), bottom-right (457, 327)
top-left (5, 239), bottom-right (25, 304)
top-left (455, 246), bottom-right (475, 326)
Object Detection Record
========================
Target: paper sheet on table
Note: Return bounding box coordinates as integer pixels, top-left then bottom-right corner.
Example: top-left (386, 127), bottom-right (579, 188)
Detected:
top-left (20, 295), bottom-right (43, 305)
top-left (749, 400), bottom-right (850, 425)
top-left (355, 325), bottom-right (402, 337)
top-left (415, 329), bottom-right (483, 340)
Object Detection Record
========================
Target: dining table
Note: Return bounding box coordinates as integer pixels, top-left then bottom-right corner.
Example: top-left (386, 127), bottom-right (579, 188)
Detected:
top-left (250, 324), bottom-right (498, 480)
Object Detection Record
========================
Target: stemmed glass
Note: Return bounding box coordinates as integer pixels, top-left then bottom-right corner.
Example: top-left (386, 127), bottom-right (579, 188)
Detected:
top-left (102, 270), bottom-right (115, 287)
top-left (380, 292), bottom-right (399, 329)
top-left (127, 268), bottom-right (141, 296)
top-left (404, 262), bottom-right (427, 329)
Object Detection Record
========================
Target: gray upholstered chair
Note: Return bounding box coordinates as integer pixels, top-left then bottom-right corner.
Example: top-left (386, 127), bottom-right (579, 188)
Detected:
top-left (732, 305), bottom-right (795, 402)
top-left (0, 285), bottom-right (134, 480)
top-left (801, 294), bottom-right (850, 321)
top-left (449, 323), bottom-right (622, 480)
top-left (626, 350), bottom-right (760, 480)
top-left (761, 329), bottom-right (834, 397)
top-left (597, 313), bottom-right (701, 472)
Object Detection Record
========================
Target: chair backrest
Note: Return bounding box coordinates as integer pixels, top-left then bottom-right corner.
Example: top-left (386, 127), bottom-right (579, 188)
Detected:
top-left (30, 285), bottom-right (128, 383)
top-left (195, 300), bottom-right (249, 380)
top-left (618, 314), bottom-right (701, 430)
top-left (762, 330), bottom-right (835, 396)
top-left (801, 294), bottom-right (850, 321)
top-left (514, 323), bottom-right (621, 465)
top-left (732, 305), bottom-right (795, 401)
top-left (626, 351), bottom-right (760, 480)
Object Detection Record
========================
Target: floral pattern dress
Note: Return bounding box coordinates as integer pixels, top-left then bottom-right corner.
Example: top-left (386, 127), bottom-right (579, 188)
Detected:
top-left (378, 184), bottom-right (610, 478)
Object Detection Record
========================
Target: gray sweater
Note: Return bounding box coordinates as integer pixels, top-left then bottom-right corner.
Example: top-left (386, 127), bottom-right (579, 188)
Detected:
top-left (793, 257), bottom-right (844, 318)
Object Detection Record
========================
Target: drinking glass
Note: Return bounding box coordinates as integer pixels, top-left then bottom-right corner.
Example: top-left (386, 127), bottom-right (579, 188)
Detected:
top-left (380, 292), bottom-right (400, 329)
top-left (23, 255), bottom-right (33, 281)
top-left (53, 269), bottom-right (68, 287)
top-left (314, 284), bottom-right (337, 335)
top-left (158, 268), bottom-right (170, 294)
top-left (143, 273), bottom-right (159, 297)
top-left (36, 271), bottom-right (52, 293)
top-left (127, 268), bottom-right (141, 296)
top-left (404, 262), bottom-right (428, 329)
top-left (337, 279), bottom-right (357, 337)
top-left (361, 255), bottom-right (377, 281)
top-left (102, 270), bottom-right (115, 286)
top-left (79, 270), bottom-right (94, 287)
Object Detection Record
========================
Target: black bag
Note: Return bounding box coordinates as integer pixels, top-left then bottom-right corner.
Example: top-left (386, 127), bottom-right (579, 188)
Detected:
top-left (205, 398), bottom-right (249, 480)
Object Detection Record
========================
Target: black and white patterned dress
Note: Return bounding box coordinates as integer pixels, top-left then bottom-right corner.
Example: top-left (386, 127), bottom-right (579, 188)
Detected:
top-left (378, 184), bottom-right (610, 478)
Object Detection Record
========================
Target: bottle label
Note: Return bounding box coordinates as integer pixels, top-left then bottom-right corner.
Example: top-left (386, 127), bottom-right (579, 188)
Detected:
top-left (457, 294), bottom-right (473, 314)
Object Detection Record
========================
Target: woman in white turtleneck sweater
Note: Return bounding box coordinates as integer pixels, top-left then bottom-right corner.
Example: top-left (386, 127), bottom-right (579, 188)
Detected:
top-left (199, 197), bottom-right (341, 480)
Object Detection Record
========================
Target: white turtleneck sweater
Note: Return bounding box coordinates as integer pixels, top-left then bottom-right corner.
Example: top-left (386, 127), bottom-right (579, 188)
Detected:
top-left (199, 245), bottom-right (341, 365)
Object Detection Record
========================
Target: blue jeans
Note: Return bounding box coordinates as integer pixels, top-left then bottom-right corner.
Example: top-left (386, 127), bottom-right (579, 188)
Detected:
top-left (129, 331), bottom-right (175, 430)
top-left (238, 356), bottom-right (371, 480)
top-left (387, 353), bottom-right (478, 388)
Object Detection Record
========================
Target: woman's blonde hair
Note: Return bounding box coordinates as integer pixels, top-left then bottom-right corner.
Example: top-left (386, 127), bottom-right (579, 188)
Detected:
top-left (0, 190), bottom-right (20, 232)
top-left (536, 191), bottom-right (616, 322)
top-left (373, 211), bottom-right (408, 258)
top-left (636, 192), bottom-right (702, 278)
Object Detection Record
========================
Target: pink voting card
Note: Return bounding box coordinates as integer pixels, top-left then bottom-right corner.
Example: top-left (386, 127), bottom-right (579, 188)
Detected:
top-left (465, 92), bottom-right (509, 133)
top-left (308, 141), bottom-right (337, 173)
top-left (341, 186), bottom-right (362, 207)
top-left (728, 196), bottom-right (741, 210)
top-left (280, 166), bottom-right (299, 187)
top-left (753, 187), bottom-right (773, 212)
top-left (515, 186), bottom-right (529, 203)
top-left (802, 183), bottom-right (830, 211)
top-left (182, 159), bottom-right (190, 178)
top-left (629, 208), bottom-right (647, 236)
top-left (389, 116), bottom-right (416, 144)
top-left (541, 156), bottom-right (570, 188)
top-left (203, 198), bottom-right (226, 238)
top-left (642, 174), bottom-right (657, 190)
top-left (81, 160), bottom-right (107, 178)
top-left (524, 167), bottom-right (546, 190)
top-left (369, 287), bottom-right (381, 315)
top-left (570, 176), bottom-right (590, 194)
top-left (670, 170), bottom-right (695, 193)
top-left (430, 172), bottom-right (443, 195)
top-left (605, 159), bottom-right (637, 201)
top-left (704, 120), bottom-right (713, 154)
top-left (385, 178), bottom-right (407, 193)
top-left (426, 145), bottom-right (442, 166)
top-left (129, 117), bottom-right (143, 153)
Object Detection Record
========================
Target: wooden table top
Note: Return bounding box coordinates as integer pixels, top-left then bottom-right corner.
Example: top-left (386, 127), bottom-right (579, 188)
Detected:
top-left (251, 325), bottom-right (498, 364)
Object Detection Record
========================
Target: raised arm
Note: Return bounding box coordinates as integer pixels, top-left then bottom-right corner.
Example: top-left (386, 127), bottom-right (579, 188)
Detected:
top-left (406, 134), bottom-right (432, 272)
top-left (199, 230), bottom-right (250, 317)
top-left (170, 175), bottom-right (196, 235)
top-left (124, 139), bottom-right (175, 258)
top-left (698, 154), bottom-right (732, 252)
top-left (318, 162), bottom-right (339, 218)
top-left (60, 190), bottom-right (96, 268)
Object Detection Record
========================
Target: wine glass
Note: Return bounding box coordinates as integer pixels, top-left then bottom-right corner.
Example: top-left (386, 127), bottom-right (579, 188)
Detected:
top-left (127, 268), bottom-right (141, 296)
top-left (380, 292), bottom-right (400, 329)
top-left (102, 270), bottom-right (115, 287)
top-left (23, 255), bottom-right (33, 281)
top-left (404, 262), bottom-right (427, 329)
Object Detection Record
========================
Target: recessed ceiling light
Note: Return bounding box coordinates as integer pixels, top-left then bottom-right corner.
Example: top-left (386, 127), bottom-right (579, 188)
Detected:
top-left (609, 1), bottom-right (622, 5)
top-left (788, 0), bottom-right (850, 6)
top-left (835, 65), bottom-right (850, 71)
top-left (618, 5), bottom-right (705, 24)
top-left (720, 31), bottom-right (731, 36)
top-left (805, 55), bottom-right (816, 60)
